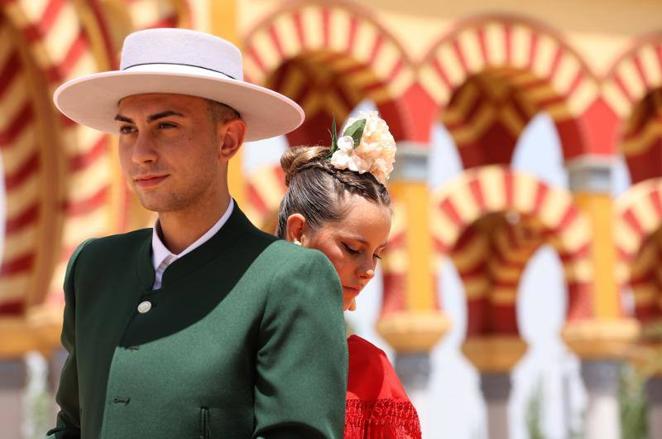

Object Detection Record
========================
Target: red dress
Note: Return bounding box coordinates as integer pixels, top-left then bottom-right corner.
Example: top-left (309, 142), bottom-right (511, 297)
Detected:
top-left (345, 335), bottom-right (422, 439)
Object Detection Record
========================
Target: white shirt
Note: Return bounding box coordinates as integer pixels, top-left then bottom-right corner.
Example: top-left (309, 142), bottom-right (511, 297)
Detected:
top-left (151, 199), bottom-right (234, 289)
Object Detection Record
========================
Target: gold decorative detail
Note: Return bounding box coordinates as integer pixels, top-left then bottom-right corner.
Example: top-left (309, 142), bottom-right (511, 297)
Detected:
top-left (462, 335), bottom-right (528, 373)
top-left (376, 311), bottom-right (451, 353)
top-left (561, 319), bottom-right (641, 360)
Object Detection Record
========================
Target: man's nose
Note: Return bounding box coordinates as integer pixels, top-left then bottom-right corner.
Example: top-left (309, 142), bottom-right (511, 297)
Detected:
top-left (132, 132), bottom-right (158, 164)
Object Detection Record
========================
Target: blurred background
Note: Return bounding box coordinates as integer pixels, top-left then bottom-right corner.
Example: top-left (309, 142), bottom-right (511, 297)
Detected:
top-left (0, 0), bottom-right (661, 438)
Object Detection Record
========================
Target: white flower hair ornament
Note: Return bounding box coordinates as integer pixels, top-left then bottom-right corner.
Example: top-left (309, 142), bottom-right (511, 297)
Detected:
top-left (328, 111), bottom-right (396, 185)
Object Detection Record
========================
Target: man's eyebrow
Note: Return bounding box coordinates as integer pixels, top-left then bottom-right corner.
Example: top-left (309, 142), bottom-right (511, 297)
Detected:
top-left (114, 114), bottom-right (133, 123)
top-left (113, 111), bottom-right (185, 124)
top-left (147, 110), bottom-right (185, 122)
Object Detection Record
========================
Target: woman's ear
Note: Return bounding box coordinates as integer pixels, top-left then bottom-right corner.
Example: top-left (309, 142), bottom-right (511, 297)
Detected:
top-left (285, 213), bottom-right (306, 244)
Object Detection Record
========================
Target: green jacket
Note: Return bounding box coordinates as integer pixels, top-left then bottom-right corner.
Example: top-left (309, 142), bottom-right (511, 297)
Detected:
top-left (47, 206), bottom-right (348, 438)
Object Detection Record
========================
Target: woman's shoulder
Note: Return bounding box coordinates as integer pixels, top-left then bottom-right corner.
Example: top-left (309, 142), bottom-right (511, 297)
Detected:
top-left (346, 335), bottom-right (408, 401)
top-left (345, 335), bottom-right (422, 439)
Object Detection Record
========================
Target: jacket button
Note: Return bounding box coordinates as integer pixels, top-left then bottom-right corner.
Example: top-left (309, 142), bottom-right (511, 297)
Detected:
top-left (137, 300), bottom-right (152, 314)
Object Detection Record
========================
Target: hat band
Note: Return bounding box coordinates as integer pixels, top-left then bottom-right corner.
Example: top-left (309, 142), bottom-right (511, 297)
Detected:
top-left (122, 62), bottom-right (236, 80)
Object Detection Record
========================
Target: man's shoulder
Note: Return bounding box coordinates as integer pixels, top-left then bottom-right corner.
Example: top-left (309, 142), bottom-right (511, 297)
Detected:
top-left (77, 228), bottom-right (152, 258)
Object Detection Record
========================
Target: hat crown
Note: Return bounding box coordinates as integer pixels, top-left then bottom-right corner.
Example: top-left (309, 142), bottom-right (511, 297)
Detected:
top-left (119, 28), bottom-right (243, 80)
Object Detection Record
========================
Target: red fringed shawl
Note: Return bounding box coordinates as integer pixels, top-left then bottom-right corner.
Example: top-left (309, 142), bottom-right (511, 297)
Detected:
top-left (345, 335), bottom-right (422, 439)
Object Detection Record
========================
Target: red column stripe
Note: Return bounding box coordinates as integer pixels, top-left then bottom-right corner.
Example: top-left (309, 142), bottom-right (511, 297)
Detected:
top-left (476, 27), bottom-right (489, 65)
top-left (649, 190), bottom-right (662, 217)
top-left (0, 300), bottom-right (24, 316)
top-left (546, 47), bottom-right (564, 81)
top-left (622, 209), bottom-right (645, 237)
top-left (61, 185), bottom-right (109, 216)
top-left (0, 101), bottom-right (33, 145)
top-left (504, 23), bottom-right (513, 65)
top-left (432, 57), bottom-right (453, 89)
top-left (633, 50), bottom-right (652, 89)
top-left (504, 169), bottom-right (514, 206)
top-left (267, 25), bottom-right (284, 59)
top-left (554, 205), bottom-right (578, 231)
top-left (439, 198), bottom-right (463, 227)
top-left (531, 183), bottom-right (549, 214)
top-left (69, 135), bottom-right (108, 172)
top-left (451, 38), bottom-right (469, 73)
top-left (5, 202), bottom-right (39, 234)
top-left (321, 6), bottom-right (330, 49)
top-left (0, 252), bottom-right (34, 275)
top-left (4, 150), bottom-right (39, 190)
top-left (0, 51), bottom-right (21, 99)
top-left (246, 184), bottom-right (269, 217)
top-left (368, 34), bottom-right (385, 65)
top-left (292, 10), bottom-right (305, 48)
top-left (346, 16), bottom-right (358, 54)
top-left (612, 71), bottom-right (636, 103)
top-left (469, 178), bottom-right (486, 210)
top-left (526, 32), bottom-right (538, 70)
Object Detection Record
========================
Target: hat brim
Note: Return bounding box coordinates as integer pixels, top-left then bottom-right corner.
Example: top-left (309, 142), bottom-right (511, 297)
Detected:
top-left (53, 69), bottom-right (304, 141)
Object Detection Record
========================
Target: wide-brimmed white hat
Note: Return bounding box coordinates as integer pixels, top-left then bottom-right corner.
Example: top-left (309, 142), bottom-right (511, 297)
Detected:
top-left (53, 28), bottom-right (304, 141)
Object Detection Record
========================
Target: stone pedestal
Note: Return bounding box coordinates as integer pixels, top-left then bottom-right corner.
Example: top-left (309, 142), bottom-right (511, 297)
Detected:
top-left (647, 376), bottom-right (662, 439)
top-left (581, 360), bottom-right (621, 439)
top-left (480, 372), bottom-right (511, 439)
top-left (0, 358), bottom-right (28, 439)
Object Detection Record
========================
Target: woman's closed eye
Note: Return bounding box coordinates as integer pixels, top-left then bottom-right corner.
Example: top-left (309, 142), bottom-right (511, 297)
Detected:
top-left (342, 242), bottom-right (360, 255)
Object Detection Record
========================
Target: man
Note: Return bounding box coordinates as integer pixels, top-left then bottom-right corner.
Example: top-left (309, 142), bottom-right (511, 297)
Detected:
top-left (47, 28), bottom-right (348, 438)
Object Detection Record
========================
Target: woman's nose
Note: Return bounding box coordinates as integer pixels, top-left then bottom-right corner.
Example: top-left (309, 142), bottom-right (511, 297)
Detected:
top-left (359, 263), bottom-right (375, 279)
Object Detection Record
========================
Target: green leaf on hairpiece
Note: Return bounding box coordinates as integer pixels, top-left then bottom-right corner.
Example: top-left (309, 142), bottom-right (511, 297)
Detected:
top-left (343, 119), bottom-right (366, 148)
top-left (328, 117), bottom-right (338, 156)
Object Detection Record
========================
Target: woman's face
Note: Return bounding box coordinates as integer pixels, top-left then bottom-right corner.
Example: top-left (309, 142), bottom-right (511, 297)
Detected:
top-left (299, 194), bottom-right (391, 311)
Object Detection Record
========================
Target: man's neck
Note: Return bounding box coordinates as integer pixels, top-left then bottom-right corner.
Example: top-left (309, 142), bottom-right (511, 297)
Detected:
top-left (157, 194), bottom-right (231, 254)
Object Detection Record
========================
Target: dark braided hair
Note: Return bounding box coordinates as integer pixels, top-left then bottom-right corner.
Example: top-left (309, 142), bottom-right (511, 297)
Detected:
top-left (276, 146), bottom-right (391, 238)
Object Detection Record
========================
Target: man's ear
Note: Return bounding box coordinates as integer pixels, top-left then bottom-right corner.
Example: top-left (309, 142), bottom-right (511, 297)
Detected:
top-left (218, 119), bottom-right (246, 161)
top-left (285, 213), bottom-right (307, 243)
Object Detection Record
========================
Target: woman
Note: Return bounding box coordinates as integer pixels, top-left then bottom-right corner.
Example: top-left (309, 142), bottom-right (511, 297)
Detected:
top-left (276, 112), bottom-right (422, 438)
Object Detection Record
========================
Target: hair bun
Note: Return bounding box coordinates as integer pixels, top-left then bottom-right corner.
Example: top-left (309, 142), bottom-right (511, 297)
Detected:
top-left (280, 146), bottom-right (330, 186)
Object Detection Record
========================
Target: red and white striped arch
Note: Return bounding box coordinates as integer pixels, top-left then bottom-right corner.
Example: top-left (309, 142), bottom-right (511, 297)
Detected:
top-left (421, 15), bottom-right (597, 116)
top-left (615, 178), bottom-right (662, 323)
top-left (121, 0), bottom-right (190, 30)
top-left (431, 166), bottom-right (593, 334)
top-left (243, 1), bottom-right (414, 104)
top-left (603, 37), bottom-right (662, 119)
top-left (0, 0), bottom-right (115, 314)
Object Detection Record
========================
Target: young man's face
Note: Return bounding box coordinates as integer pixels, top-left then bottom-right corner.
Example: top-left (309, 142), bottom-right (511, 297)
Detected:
top-left (115, 93), bottom-right (229, 214)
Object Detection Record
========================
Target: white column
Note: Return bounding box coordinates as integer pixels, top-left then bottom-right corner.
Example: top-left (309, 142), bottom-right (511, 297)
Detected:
top-left (581, 360), bottom-right (621, 439)
top-left (0, 358), bottom-right (28, 439)
top-left (395, 353), bottom-right (431, 435)
top-left (647, 376), bottom-right (662, 439)
top-left (480, 372), bottom-right (511, 439)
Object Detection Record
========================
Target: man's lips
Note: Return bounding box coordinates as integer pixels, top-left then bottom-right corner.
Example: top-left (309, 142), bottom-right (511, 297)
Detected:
top-left (133, 174), bottom-right (168, 188)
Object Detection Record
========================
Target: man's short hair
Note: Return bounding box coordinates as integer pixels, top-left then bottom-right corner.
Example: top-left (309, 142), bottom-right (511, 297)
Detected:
top-left (207, 100), bottom-right (240, 124)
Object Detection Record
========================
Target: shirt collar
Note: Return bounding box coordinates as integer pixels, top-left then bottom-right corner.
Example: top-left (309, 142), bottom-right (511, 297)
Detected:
top-left (151, 199), bottom-right (235, 270)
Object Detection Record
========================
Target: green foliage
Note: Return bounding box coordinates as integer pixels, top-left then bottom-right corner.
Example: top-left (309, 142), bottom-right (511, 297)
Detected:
top-left (619, 364), bottom-right (648, 439)
top-left (343, 119), bottom-right (366, 147)
top-left (525, 380), bottom-right (545, 439)
top-left (328, 117), bottom-right (338, 156)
